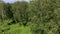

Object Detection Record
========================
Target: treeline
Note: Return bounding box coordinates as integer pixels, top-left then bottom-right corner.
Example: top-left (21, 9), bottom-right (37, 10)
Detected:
top-left (0, 0), bottom-right (60, 34)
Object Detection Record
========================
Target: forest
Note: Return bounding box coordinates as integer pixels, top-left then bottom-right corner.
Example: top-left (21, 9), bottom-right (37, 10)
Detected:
top-left (0, 0), bottom-right (60, 34)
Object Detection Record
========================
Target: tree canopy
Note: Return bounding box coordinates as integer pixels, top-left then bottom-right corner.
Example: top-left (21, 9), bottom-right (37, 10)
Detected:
top-left (0, 0), bottom-right (60, 34)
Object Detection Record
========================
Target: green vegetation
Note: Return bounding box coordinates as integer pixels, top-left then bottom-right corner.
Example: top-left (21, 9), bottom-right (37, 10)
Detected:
top-left (0, 0), bottom-right (60, 34)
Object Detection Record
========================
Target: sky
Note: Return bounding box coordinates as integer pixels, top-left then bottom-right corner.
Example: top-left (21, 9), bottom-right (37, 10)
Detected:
top-left (3, 0), bottom-right (30, 3)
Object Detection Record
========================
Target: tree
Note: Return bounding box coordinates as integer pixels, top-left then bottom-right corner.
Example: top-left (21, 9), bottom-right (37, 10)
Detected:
top-left (29, 0), bottom-right (60, 34)
top-left (12, 1), bottom-right (29, 25)
top-left (4, 3), bottom-right (13, 19)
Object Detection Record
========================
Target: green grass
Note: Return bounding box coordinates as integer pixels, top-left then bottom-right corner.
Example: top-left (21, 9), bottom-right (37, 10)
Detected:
top-left (4, 24), bottom-right (32, 34)
top-left (0, 19), bottom-right (32, 34)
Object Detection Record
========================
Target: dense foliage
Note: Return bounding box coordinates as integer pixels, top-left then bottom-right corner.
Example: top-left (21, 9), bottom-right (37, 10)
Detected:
top-left (0, 0), bottom-right (60, 34)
